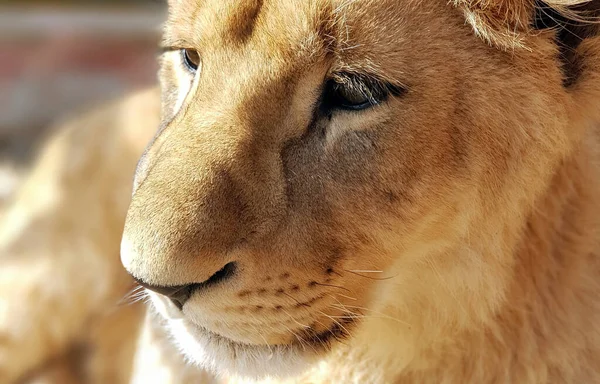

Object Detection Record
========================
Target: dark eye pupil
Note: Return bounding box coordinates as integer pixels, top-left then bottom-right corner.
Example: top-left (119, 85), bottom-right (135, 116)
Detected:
top-left (327, 81), bottom-right (376, 111)
top-left (182, 48), bottom-right (200, 72)
top-left (336, 85), bottom-right (371, 107)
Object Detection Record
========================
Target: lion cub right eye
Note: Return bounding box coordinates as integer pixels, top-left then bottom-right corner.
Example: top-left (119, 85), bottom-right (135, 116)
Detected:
top-left (324, 73), bottom-right (406, 112)
top-left (181, 48), bottom-right (201, 72)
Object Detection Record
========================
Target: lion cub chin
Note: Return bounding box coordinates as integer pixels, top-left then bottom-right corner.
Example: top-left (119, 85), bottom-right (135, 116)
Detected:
top-left (117, 0), bottom-right (600, 383)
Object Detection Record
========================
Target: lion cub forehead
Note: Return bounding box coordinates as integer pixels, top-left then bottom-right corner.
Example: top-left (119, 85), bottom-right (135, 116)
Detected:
top-left (166, 0), bottom-right (328, 45)
top-left (164, 0), bottom-right (423, 56)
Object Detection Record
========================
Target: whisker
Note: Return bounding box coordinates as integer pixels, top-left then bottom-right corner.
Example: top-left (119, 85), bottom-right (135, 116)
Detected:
top-left (424, 257), bottom-right (470, 320)
top-left (120, 285), bottom-right (143, 299)
top-left (317, 323), bottom-right (349, 347)
top-left (336, 293), bottom-right (358, 301)
top-left (281, 308), bottom-right (311, 329)
top-left (281, 322), bottom-right (314, 353)
top-left (246, 312), bottom-right (274, 355)
top-left (325, 314), bottom-right (363, 319)
top-left (329, 304), bottom-right (412, 327)
top-left (330, 270), bottom-right (344, 278)
top-left (327, 294), bottom-right (354, 313)
top-left (302, 325), bottom-right (327, 350)
top-left (117, 285), bottom-right (149, 306)
top-left (274, 308), bottom-right (320, 352)
top-left (318, 310), bottom-right (351, 337)
top-left (314, 282), bottom-right (353, 293)
top-left (126, 295), bottom-right (148, 306)
top-left (282, 292), bottom-right (303, 306)
top-left (326, 295), bottom-right (368, 322)
top-left (343, 269), bottom-right (396, 281)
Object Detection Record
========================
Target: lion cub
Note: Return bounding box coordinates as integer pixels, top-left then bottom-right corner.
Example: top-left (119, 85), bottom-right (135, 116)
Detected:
top-left (1, 0), bottom-right (600, 383)
top-left (122, 0), bottom-right (600, 382)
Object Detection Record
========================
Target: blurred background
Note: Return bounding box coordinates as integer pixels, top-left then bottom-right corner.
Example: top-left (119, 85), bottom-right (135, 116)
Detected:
top-left (0, 2), bottom-right (171, 383)
top-left (0, 0), bottom-right (166, 200)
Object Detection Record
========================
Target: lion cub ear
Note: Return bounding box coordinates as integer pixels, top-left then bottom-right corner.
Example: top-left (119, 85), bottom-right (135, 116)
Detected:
top-left (454, 0), bottom-right (535, 48)
top-left (533, 1), bottom-right (600, 86)
top-left (455, 0), bottom-right (600, 50)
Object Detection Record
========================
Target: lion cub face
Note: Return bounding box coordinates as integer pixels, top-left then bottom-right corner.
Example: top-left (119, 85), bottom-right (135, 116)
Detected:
top-left (121, 0), bottom-right (581, 378)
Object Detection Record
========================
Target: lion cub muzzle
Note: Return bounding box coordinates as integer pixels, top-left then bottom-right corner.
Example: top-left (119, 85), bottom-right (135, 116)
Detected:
top-left (120, 95), bottom-right (290, 302)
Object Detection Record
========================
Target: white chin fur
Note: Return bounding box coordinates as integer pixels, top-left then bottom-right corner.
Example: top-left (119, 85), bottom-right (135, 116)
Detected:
top-left (149, 293), bottom-right (317, 380)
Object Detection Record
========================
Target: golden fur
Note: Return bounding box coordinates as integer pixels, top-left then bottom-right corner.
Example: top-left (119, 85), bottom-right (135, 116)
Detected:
top-left (3, 0), bottom-right (600, 383)
top-left (0, 89), bottom-right (159, 383)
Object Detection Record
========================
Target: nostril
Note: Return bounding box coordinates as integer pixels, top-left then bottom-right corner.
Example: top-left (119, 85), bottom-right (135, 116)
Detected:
top-left (133, 262), bottom-right (237, 310)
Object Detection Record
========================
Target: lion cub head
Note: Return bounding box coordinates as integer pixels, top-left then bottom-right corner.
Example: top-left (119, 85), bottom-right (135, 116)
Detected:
top-left (121, 0), bottom-right (600, 378)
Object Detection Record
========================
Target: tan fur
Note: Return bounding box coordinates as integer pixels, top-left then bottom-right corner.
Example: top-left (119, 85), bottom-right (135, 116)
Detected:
top-left (2, 0), bottom-right (600, 383)
top-left (123, 0), bottom-right (600, 382)
top-left (0, 89), bottom-right (159, 383)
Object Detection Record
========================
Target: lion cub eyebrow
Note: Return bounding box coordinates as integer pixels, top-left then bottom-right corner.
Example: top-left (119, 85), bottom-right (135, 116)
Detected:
top-left (332, 71), bottom-right (408, 99)
top-left (159, 37), bottom-right (194, 52)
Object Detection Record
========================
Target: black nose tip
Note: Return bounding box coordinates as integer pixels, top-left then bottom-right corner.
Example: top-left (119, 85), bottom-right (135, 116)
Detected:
top-left (133, 262), bottom-right (237, 309)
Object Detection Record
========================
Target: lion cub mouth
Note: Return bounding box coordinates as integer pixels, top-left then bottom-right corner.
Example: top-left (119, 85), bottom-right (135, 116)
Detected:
top-left (197, 315), bottom-right (353, 350)
top-left (149, 290), bottom-right (357, 351)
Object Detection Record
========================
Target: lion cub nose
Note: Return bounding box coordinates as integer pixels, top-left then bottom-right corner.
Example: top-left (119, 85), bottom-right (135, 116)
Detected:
top-left (133, 262), bottom-right (237, 309)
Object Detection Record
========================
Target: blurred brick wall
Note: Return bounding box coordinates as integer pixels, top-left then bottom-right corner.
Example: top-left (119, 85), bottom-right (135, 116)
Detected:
top-left (0, 5), bottom-right (166, 162)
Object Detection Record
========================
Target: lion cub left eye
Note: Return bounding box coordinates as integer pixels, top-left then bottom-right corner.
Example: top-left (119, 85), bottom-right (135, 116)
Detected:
top-left (181, 48), bottom-right (201, 72)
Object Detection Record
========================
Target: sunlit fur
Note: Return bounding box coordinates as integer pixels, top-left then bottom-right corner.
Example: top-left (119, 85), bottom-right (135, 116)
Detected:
top-left (1, 0), bottom-right (599, 383)
top-left (0, 90), bottom-right (159, 383)
top-left (121, 0), bottom-right (600, 383)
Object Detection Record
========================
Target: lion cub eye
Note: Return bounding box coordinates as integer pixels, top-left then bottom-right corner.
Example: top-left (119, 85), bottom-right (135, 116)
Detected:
top-left (328, 82), bottom-right (375, 110)
top-left (324, 73), bottom-right (404, 112)
top-left (181, 48), bottom-right (201, 72)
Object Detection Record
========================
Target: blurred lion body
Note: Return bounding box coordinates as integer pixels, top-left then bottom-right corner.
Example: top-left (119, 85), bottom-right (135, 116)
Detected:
top-left (1, 1), bottom-right (600, 384)
top-left (0, 88), bottom-right (160, 384)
